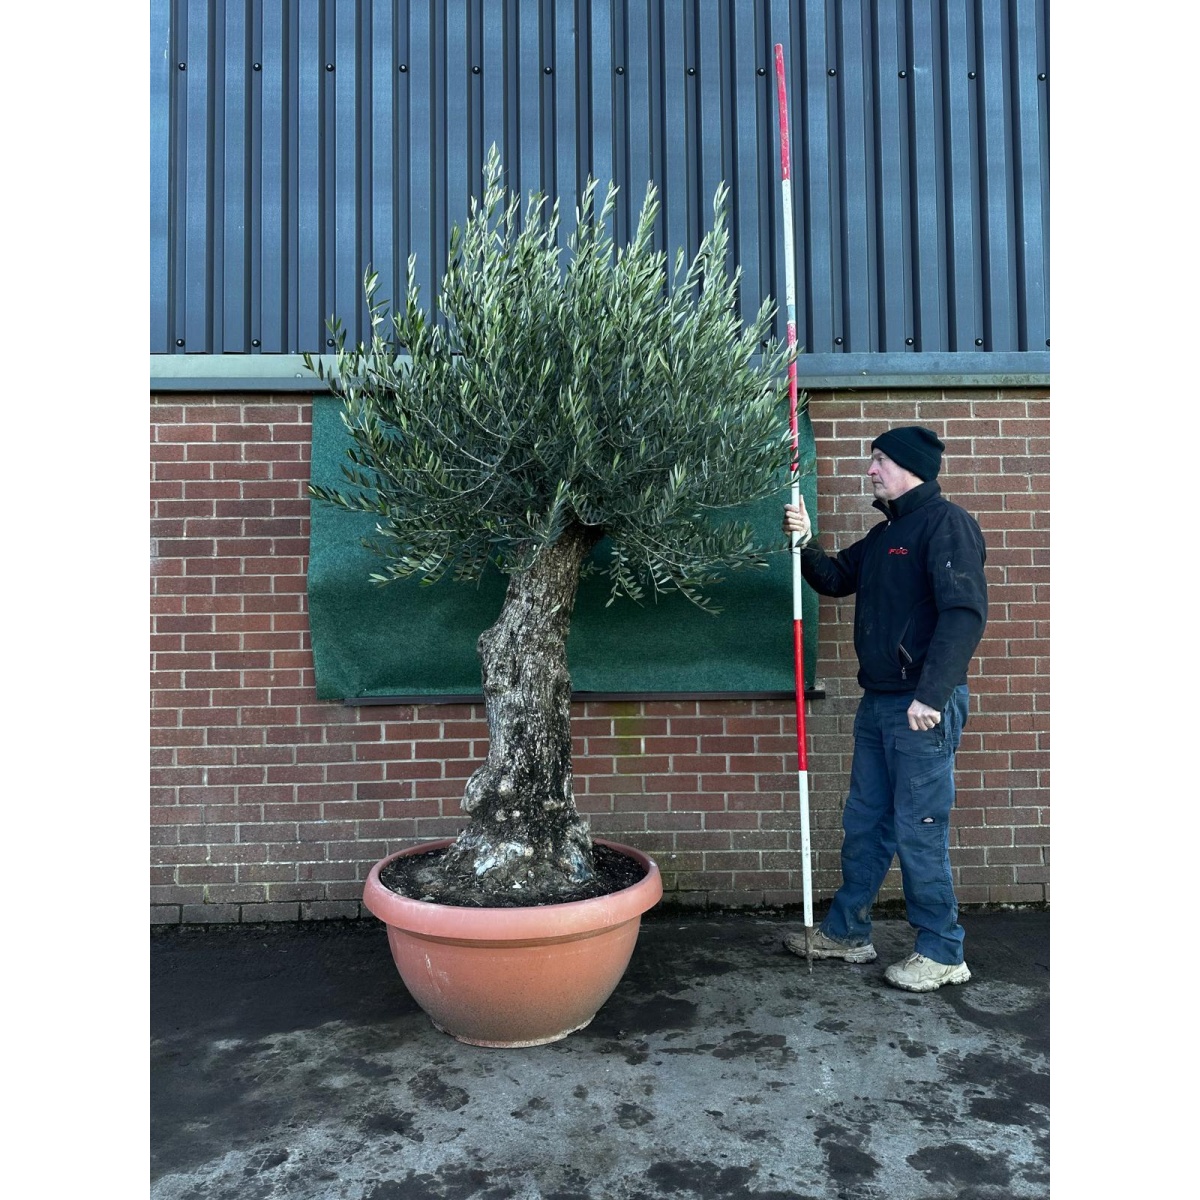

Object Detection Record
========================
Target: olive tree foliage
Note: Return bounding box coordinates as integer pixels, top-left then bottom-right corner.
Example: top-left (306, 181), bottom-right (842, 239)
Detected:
top-left (306, 149), bottom-right (797, 901)
top-left (308, 147), bottom-right (795, 610)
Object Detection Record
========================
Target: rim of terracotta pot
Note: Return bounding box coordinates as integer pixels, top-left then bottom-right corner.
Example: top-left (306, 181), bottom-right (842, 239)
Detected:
top-left (362, 837), bottom-right (662, 940)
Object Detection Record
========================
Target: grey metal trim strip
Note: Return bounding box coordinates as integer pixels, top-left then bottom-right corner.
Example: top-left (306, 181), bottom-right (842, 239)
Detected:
top-left (149, 350), bottom-right (1048, 392)
top-left (151, 354), bottom-right (335, 390)
top-left (793, 350), bottom-right (1049, 386)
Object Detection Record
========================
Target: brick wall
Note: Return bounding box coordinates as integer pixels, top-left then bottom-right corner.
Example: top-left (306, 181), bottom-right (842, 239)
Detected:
top-left (150, 388), bottom-right (1049, 923)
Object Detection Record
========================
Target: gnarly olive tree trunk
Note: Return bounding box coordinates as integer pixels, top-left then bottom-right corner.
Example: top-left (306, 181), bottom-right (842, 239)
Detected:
top-left (426, 524), bottom-right (604, 902)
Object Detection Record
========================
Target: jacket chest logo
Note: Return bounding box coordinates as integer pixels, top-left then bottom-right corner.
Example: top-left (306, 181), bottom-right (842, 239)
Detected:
top-left (887, 547), bottom-right (909, 555)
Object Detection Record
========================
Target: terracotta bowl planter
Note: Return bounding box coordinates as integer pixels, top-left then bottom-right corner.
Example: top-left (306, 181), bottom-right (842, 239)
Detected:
top-left (362, 838), bottom-right (663, 1047)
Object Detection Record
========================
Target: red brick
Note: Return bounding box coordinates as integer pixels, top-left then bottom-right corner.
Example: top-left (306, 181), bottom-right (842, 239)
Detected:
top-left (984, 884), bottom-right (1045, 903)
top-left (705, 812), bottom-right (761, 831)
top-left (1014, 826), bottom-right (1051, 846)
top-left (986, 846), bottom-right (1044, 866)
top-left (151, 387), bottom-right (1051, 920)
top-left (668, 793), bottom-right (729, 812)
top-left (956, 825), bottom-right (1014, 847)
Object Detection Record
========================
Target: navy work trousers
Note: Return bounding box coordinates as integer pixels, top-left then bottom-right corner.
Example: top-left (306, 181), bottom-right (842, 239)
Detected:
top-left (820, 685), bottom-right (970, 965)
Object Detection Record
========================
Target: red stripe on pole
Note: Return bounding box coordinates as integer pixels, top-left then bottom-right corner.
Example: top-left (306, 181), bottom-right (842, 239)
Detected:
top-left (792, 621), bottom-right (808, 770)
top-left (774, 45), bottom-right (790, 182)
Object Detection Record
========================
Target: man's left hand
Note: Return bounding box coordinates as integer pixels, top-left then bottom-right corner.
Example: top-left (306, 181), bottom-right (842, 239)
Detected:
top-left (907, 700), bottom-right (942, 732)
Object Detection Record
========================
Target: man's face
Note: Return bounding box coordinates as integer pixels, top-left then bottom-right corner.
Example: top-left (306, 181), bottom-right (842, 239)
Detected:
top-left (867, 449), bottom-right (923, 502)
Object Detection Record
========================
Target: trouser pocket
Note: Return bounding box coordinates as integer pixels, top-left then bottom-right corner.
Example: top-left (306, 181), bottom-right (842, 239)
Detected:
top-left (897, 757), bottom-right (955, 886)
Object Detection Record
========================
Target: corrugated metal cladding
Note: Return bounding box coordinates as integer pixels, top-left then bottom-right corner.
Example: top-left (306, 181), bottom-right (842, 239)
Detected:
top-left (150, 0), bottom-right (1048, 373)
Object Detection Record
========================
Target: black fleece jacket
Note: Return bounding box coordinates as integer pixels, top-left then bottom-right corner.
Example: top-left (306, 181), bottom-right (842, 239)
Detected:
top-left (799, 481), bottom-right (988, 709)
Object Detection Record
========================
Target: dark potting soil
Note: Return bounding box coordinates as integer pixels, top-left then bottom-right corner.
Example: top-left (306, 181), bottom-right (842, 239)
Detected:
top-left (379, 843), bottom-right (646, 908)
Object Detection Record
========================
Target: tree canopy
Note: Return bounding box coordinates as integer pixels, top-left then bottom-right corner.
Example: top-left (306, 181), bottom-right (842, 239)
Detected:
top-left (308, 147), bottom-right (795, 611)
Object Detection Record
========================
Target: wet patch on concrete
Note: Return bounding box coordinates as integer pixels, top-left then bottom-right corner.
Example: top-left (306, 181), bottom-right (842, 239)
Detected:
top-left (616, 1101), bottom-right (654, 1128)
top-left (953, 980), bottom-right (1045, 1015)
top-left (510, 1095), bottom-right (551, 1120)
top-left (622, 919), bottom-right (794, 995)
top-left (969, 1094), bottom-right (1046, 1127)
top-left (408, 1066), bottom-right (470, 1111)
top-left (152, 1037), bottom-right (360, 1181)
top-left (819, 1139), bottom-right (882, 1185)
top-left (645, 1160), bottom-right (815, 1199)
top-left (151, 921), bottom-right (419, 1040)
top-left (876, 1094), bottom-right (960, 1129)
top-left (711, 1030), bottom-right (797, 1063)
top-left (812, 1119), bottom-right (882, 1187)
top-left (363, 1110), bottom-right (425, 1141)
top-left (654, 1040), bottom-right (730, 1064)
top-left (585, 993), bottom-right (700, 1037)
top-left (941, 1049), bottom-right (1049, 1129)
top-left (814, 1017), bottom-right (850, 1033)
top-left (1019, 1133), bottom-right (1052, 1188)
top-left (943, 985), bottom-right (1049, 1057)
top-left (364, 1166), bottom-right (515, 1200)
top-left (337, 1051), bottom-right (395, 1080)
top-left (570, 1035), bottom-right (650, 1065)
top-left (688, 955), bottom-right (740, 977)
top-left (907, 1141), bottom-right (1013, 1188)
top-left (885, 1034), bottom-right (931, 1058)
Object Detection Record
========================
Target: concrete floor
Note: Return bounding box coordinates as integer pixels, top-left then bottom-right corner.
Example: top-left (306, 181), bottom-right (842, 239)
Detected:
top-left (151, 909), bottom-right (1049, 1200)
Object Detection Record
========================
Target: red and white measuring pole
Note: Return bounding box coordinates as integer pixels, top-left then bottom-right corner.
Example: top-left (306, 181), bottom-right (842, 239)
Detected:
top-left (773, 43), bottom-right (814, 966)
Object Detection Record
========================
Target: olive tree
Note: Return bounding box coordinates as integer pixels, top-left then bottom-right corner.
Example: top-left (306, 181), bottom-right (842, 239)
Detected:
top-left (308, 149), bottom-right (793, 904)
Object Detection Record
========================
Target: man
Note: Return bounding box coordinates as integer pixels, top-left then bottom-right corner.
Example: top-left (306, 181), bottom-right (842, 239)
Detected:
top-left (782, 426), bottom-right (987, 992)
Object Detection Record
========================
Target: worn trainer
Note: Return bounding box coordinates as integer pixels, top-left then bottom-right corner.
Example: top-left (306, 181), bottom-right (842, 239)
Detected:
top-left (884, 953), bottom-right (971, 992)
top-left (783, 928), bottom-right (877, 963)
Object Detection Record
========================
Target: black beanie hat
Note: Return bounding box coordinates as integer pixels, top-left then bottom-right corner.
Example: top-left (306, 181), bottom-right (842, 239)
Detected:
top-left (870, 426), bottom-right (945, 481)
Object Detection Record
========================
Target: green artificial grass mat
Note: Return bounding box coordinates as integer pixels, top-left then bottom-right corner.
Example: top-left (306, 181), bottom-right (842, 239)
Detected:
top-left (306, 394), bottom-right (819, 701)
